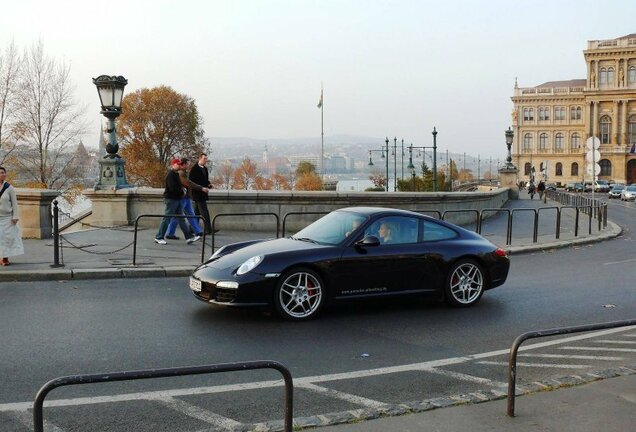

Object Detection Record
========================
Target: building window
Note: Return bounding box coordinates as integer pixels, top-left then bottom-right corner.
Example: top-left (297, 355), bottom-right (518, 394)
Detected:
top-left (571, 162), bottom-right (579, 176)
top-left (539, 107), bottom-right (550, 121)
top-left (570, 106), bottom-right (582, 120)
top-left (629, 66), bottom-right (636, 84)
top-left (600, 67), bottom-right (607, 85)
top-left (555, 133), bottom-right (564, 150)
top-left (600, 115), bottom-right (611, 144)
top-left (571, 133), bottom-right (581, 149)
top-left (555, 162), bottom-right (563, 176)
top-left (524, 162), bottom-right (531, 175)
top-left (599, 159), bottom-right (612, 176)
top-left (555, 107), bottom-right (565, 121)
top-left (539, 133), bottom-right (548, 150)
top-left (608, 67), bottom-right (615, 85)
top-left (523, 133), bottom-right (533, 151)
top-left (629, 115), bottom-right (636, 147)
top-left (523, 108), bottom-right (534, 122)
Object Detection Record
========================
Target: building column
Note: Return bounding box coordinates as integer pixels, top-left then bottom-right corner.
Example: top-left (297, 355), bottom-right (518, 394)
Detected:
top-left (613, 100), bottom-right (619, 145)
top-left (621, 100), bottom-right (628, 146)
top-left (592, 101), bottom-right (599, 138)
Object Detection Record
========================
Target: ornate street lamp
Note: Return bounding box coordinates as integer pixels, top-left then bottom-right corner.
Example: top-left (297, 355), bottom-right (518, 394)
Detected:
top-left (504, 126), bottom-right (515, 169)
top-left (92, 75), bottom-right (131, 189)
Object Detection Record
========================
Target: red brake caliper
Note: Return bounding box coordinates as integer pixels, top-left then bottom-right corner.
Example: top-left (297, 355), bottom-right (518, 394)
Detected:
top-left (307, 279), bottom-right (315, 297)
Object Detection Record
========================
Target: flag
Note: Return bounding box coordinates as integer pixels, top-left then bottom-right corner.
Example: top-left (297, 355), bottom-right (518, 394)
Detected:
top-left (317, 90), bottom-right (323, 109)
top-left (630, 142), bottom-right (636, 154)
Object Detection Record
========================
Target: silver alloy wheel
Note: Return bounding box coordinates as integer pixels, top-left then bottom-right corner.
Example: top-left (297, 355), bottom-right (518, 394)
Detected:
top-left (449, 262), bottom-right (483, 305)
top-left (278, 271), bottom-right (323, 319)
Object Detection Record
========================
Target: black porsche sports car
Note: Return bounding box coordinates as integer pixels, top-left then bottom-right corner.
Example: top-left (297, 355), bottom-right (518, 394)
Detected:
top-left (190, 207), bottom-right (510, 321)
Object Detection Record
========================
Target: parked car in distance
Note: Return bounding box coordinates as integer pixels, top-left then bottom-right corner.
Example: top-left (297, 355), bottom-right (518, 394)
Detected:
top-left (608, 184), bottom-right (625, 199)
top-left (545, 183), bottom-right (557, 191)
top-left (593, 180), bottom-right (610, 192)
top-left (620, 185), bottom-right (636, 201)
top-left (565, 183), bottom-right (584, 192)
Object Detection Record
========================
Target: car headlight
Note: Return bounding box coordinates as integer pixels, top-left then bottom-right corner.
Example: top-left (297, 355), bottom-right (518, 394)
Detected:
top-left (236, 255), bottom-right (263, 275)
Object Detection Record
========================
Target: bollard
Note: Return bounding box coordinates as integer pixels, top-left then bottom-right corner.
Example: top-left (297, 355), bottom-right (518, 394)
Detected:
top-left (50, 200), bottom-right (64, 268)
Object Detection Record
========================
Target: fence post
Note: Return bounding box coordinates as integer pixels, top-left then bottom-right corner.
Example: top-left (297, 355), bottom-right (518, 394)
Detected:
top-left (50, 200), bottom-right (64, 268)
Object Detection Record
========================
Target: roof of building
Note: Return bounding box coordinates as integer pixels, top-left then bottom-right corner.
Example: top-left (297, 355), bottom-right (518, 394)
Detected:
top-left (616, 33), bottom-right (636, 40)
top-left (535, 79), bottom-right (586, 88)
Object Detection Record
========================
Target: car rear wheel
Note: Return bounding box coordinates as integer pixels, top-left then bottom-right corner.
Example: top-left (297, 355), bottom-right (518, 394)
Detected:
top-left (274, 268), bottom-right (324, 321)
top-left (445, 259), bottom-right (484, 307)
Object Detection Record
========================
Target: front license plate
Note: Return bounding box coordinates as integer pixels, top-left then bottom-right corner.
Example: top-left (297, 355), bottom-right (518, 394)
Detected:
top-left (190, 277), bottom-right (202, 292)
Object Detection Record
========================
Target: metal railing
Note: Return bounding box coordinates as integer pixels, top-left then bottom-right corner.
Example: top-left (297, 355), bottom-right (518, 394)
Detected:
top-left (442, 209), bottom-right (480, 232)
top-left (412, 210), bottom-right (442, 219)
top-left (133, 214), bottom-right (207, 265)
top-left (478, 209), bottom-right (512, 244)
top-left (33, 360), bottom-right (294, 432)
top-left (211, 212), bottom-right (280, 252)
top-left (507, 319), bottom-right (636, 417)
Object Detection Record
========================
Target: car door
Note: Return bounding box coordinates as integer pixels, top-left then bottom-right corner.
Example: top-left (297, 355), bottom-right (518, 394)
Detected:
top-left (334, 215), bottom-right (421, 298)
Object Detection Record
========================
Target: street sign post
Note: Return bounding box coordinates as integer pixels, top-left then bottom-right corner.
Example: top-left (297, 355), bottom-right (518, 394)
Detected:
top-left (585, 136), bottom-right (601, 201)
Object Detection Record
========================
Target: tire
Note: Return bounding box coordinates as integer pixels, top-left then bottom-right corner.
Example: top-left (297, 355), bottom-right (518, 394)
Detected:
top-left (274, 267), bottom-right (325, 321)
top-left (444, 259), bottom-right (485, 307)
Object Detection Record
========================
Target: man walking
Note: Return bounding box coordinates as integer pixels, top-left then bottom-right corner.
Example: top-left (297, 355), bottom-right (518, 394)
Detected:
top-left (189, 153), bottom-right (214, 234)
top-left (165, 158), bottom-right (207, 240)
top-left (155, 159), bottom-right (201, 245)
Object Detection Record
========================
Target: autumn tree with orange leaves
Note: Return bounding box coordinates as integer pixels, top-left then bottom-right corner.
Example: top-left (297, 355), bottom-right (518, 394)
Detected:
top-left (118, 86), bottom-right (208, 187)
top-left (232, 157), bottom-right (261, 190)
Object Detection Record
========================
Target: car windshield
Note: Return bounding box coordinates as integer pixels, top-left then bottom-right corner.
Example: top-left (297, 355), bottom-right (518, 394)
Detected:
top-left (597, 180), bottom-right (608, 185)
top-left (613, 185), bottom-right (624, 190)
top-left (626, 186), bottom-right (636, 192)
top-left (291, 211), bottom-right (367, 245)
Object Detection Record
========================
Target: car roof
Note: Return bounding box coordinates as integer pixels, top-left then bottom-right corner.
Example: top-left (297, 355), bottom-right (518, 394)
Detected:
top-left (337, 206), bottom-right (427, 218)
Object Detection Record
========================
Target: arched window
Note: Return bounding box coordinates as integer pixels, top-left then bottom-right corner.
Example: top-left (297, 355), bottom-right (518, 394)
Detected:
top-left (629, 115), bottom-right (636, 147)
top-left (608, 67), bottom-right (615, 85)
top-left (555, 162), bottom-right (563, 176)
top-left (555, 133), bottom-right (564, 151)
top-left (600, 67), bottom-right (607, 85)
top-left (523, 133), bottom-right (533, 151)
top-left (629, 66), bottom-right (636, 84)
top-left (524, 162), bottom-right (532, 175)
top-left (539, 133), bottom-right (548, 150)
top-left (599, 159), bottom-right (612, 176)
top-left (600, 115), bottom-right (612, 144)
top-left (571, 162), bottom-right (579, 176)
top-left (571, 133), bottom-right (581, 149)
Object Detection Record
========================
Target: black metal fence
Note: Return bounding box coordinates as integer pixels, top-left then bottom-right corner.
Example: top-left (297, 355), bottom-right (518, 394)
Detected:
top-left (211, 212), bottom-right (280, 251)
top-left (33, 360), bottom-right (294, 432)
top-left (506, 319), bottom-right (636, 417)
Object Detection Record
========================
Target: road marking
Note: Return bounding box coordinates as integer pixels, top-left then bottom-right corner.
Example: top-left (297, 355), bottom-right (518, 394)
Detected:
top-left (297, 382), bottom-right (387, 408)
top-left (519, 353), bottom-right (625, 361)
top-left (1, 325), bottom-right (633, 413)
top-left (594, 339), bottom-right (636, 345)
top-left (9, 409), bottom-right (66, 432)
top-left (602, 257), bottom-right (636, 265)
top-left (560, 346), bottom-right (636, 353)
top-left (154, 396), bottom-right (242, 430)
top-left (477, 361), bottom-right (590, 369)
top-left (421, 367), bottom-right (507, 387)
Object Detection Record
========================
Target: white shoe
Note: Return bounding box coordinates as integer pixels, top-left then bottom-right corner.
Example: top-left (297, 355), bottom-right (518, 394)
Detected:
top-left (187, 235), bottom-right (201, 244)
top-left (154, 238), bottom-right (167, 245)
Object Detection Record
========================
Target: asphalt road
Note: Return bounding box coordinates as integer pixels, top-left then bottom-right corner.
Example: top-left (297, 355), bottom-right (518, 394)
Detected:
top-left (1, 194), bottom-right (635, 431)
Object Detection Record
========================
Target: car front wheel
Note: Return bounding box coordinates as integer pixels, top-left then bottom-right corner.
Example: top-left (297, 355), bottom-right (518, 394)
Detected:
top-left (274, 268), bottom-right (324, 321)
top-left (445, 259), bottom-right (484, 307)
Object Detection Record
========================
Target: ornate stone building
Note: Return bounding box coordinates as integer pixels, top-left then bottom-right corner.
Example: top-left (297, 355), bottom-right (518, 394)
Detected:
top-left (511, 34), bottom-right (636, 185)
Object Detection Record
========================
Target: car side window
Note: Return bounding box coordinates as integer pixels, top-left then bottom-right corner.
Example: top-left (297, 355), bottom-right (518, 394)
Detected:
top-left (421, 220), bottom-right (458, 242)
top-left (364, 216), bottom-right (419, 245)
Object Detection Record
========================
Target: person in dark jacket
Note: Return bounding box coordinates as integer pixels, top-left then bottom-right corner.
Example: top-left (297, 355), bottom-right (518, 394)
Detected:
top-left (188, 153), bottom-right (214, 234)
top-left (165, 158), bottom-right (206, 239)
top-left (154, 159), bottom-right (200, 245)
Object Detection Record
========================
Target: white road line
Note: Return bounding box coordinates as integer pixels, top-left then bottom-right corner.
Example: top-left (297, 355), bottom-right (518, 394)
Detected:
top-left (296, 382), bottom-right (387, 408)
top-left (603, 257), bottom-right (636, 265)
top-left (477, 361), bottom-right (590, 369)
top-left (421, 367), bottom-right (507, 387)
top-left (1, 325), bottom-right (633, 413)
top-left (624, 334), bottom-right (636, 338)
top-left (594, 339), bottom-right (636, 345)
top-left (560, 346), bottom-right (636, 353)
top-left (153, 396), bottom-right (242, 430)
top-left (519, 353), bottom-right (625, 361)
top-left (9, 409), bottom-right (66, 432)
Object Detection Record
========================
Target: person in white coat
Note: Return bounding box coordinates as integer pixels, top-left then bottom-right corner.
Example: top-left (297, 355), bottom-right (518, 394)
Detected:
top-left (0, 166), bottom-right (24, 265)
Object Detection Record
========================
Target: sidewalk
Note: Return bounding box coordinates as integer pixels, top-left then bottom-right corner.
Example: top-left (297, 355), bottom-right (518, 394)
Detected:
top-left (0, 194), bottom-right (621, 282)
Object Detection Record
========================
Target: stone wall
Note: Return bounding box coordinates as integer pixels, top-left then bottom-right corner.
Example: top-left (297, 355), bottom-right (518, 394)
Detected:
top-left (15, 189), bottom-right (59, 239)
top-left (83, 188), bottom-right (510, 233)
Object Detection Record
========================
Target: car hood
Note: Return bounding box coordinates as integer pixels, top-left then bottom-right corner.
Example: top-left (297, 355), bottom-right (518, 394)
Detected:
top-left (205, 237), bottom-right (327, 270)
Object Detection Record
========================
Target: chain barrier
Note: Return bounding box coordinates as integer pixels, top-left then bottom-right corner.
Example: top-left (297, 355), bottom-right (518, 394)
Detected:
top-left (60, 234), bottom-right (135, 256)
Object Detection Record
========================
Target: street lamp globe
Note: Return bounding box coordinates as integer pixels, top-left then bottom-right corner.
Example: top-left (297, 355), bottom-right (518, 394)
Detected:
top-left (93, 75), bottom-right (128, 119)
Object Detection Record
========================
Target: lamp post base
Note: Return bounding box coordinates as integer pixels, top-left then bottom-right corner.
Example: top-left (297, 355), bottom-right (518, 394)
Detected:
top-left (94, 157), bottom-right (132, 190)
top-left (498, 166), bottom-right (519, 199)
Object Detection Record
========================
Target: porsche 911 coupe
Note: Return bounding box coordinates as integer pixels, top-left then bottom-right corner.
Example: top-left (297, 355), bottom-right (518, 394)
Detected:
top-left (189, 207), bottom-right (510, 321)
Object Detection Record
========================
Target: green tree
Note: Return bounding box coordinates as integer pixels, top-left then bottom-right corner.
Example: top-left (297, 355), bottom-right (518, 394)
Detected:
top-left (295, 161), bottom-right (317, 176)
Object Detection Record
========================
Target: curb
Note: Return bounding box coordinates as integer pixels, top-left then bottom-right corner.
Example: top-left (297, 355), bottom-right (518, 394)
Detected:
top-left (0, 265), bottom-right (197, 282)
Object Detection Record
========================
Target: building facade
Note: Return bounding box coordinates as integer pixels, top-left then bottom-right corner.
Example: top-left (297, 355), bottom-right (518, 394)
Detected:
top-left (511, 34), bottom-right (636, 185)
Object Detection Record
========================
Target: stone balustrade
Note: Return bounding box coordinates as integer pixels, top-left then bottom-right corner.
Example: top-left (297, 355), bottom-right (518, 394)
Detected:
top-left (15, 189), bottom-right (59, 239)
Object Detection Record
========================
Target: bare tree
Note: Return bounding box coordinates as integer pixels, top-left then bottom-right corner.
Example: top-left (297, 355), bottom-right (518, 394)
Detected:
top-left (12, 41), bottom-right (87, 188)
top-left (212, 161), bottom-right (234, 190)
top-left (0, 41), bottom-right (20, 165)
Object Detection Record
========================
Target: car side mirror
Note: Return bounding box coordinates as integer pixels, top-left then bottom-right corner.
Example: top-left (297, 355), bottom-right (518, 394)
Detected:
top-left (356, 235), bottom-right (380, 247)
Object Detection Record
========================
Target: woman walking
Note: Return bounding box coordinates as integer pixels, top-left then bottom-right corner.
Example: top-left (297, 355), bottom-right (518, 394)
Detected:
top-left (0, 167), bottom-right (24, 265)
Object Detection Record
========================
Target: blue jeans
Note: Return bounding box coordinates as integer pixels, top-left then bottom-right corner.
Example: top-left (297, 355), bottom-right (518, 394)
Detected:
top-left (167, 198), bottom-right (202, 236)
top-left (155, 198), bottom-right (192, 240)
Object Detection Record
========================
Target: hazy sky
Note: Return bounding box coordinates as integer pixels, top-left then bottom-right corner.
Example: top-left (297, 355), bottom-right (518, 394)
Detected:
top-left (2, 0), bottom-right (635, 157)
